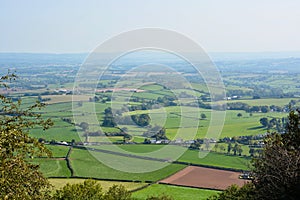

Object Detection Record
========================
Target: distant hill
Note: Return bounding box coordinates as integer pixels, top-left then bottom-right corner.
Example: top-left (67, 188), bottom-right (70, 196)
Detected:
top-left (0, 52), bottom-right (300, 73)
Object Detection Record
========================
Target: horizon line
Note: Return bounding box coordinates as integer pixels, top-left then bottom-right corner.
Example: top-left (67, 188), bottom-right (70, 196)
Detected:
top-left (1, 50), bottom-right (300, 55)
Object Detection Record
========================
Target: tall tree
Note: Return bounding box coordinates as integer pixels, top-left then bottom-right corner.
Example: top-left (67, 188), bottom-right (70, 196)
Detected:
top-left (0, 72), bottom-right (53, 199)
top-left (252, 109), bottom-right (300, 199)
top-left (237, 145), bottom-right (243, 156)
top-left (201, 113), bottom-right (207, 120)
top-left (79, 122), bottom-right (89, 142)
top-left (232, 143), bottom-right (238, 155)
top-left (259, 117), bottom-right (269, 127)
top-left (227, 143), bottom-right (232, 154)
top-left (102, 107), bottom-right (116, 127)
top-left (210, 109), bottom-right (300, 200)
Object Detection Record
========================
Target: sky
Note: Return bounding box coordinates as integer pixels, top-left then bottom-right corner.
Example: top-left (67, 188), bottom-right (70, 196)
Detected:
top-left (1, 0), bottom-right (300, 53)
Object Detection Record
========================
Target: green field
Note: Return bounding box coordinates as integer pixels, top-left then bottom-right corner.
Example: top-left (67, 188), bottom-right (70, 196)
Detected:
top-left (28, 97), bottom-right (290, 143)
top-left (70, 148), bottom-right (186, 182)
top-left (32, 158), bottom-right (71, 177)
top-left (88, 145), bottom-right (251, 170)
top-left (179, 151), bottom-right (251, 170)
top-left (218, 98), bottom-right (297, 106)
top-left (46, 145), bottom-right (70, 157)
top-left (132, 184), bottom-right (220, 200)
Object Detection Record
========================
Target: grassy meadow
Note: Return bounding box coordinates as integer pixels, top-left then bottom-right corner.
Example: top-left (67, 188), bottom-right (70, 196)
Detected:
top-left (132, 184), bottom-right (220, 200)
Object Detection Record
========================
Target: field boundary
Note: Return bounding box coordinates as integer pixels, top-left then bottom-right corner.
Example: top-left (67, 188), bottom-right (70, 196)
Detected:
top-left (158, 182), bottom-right (222, 192)
top-left (72, 145), bottom-right (248, 172)
top-left (65, 147), bottom-right (74, 177)
top-left (72, 145), bottom-right (171, 163)
top-left (48, 176), bottom-right (154, 184)
top-left (173, 161), bottom-right (245, 172)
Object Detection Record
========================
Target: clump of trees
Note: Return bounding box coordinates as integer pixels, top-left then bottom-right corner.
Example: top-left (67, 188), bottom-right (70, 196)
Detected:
top-left (131, 113), bottom-right (151, 127)
top-left (102, 107), bottom-right (117, 127)
top-left (143, 126), bottom-right (168, 140)
top-left (53, 179), bottom-right (173, 200)
top-left (259, 117), bottom-right (286, 132)
top-left (53, 180), bottom-right (131, 200)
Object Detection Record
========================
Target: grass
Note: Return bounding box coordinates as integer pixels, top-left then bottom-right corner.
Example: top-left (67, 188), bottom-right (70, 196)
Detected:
top-left (178, 150), bottom-right (251, 170)
top-left (30, 123), bottom-right (80, 142)
top-left (49, 178), bottom-right (147, 191)
top-left (38, 102), bottom-right (73, 113)
top-left (132, 184), bottom-right (220, 200)
top-left (42, 95), bottom-right (91, 104)
top-left (88, 144), bottom-right (251, 170)
top-left (46, 145), bottom-right (70, 157)
top-left (32, 158), bottom-right (71, 177)
top-left (163, 108), bottom-right (287, 138)
top-left (70, 148), bottom-right (186, 182)
top-left (218, 98), bottom-right (296, 107)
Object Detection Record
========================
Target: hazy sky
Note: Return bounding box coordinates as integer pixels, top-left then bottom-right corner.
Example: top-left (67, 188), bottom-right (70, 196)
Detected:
top-left (1, 0), bottom-right (300, 53)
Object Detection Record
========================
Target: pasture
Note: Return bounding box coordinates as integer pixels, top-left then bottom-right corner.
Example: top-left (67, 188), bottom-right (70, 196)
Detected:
top-left (178, 151), bottom-right (251, 170)
top-left (32, 158), bottom-right (71, 177)
top-left (85, 144), bottom-right (250, 170)
top-left (132, 184), bottom-right (220, 200)
top-left (69, 148), bottom-right (186, 182)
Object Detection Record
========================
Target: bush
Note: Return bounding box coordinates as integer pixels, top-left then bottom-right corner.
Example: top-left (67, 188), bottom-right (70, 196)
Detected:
top-left (52, 180), bottom-right (131, 200)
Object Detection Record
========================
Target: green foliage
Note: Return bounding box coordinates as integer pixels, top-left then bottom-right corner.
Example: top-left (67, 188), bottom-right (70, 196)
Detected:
top-left (102, 107), bottom-right (117, 127)
top-left (284, 108), bottom-right (300, 148)
top-left (143, 126), bottom-right (168, 140)
top-left (0, 72), bottom-right (54, 199)
top-left (252, 109), bottom-right (300, 199)
top-left (259, 117), bottom-right (268, 127)
top-left (53, 180), bottom-right (132, 200)
top-left (131, 113), bottom-right (151, 127)
top-left (201, 113), bottom-right (207, 119)
top-left (208, 183), bottom-right (255, 200)
top-left (209, 109), bottom-right (300, 200)
top-left (103, 184), bottom-right (131, 200)
top-left (53, 180), bottom-right (104, 200)
top-left (227, 143), bottom-right (232, 154)
top-left (79, 122), bottom-right (89, 131)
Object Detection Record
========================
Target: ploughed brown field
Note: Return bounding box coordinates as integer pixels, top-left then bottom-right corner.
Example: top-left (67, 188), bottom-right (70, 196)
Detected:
top-left (159, 166), bottom-right (249, 190)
